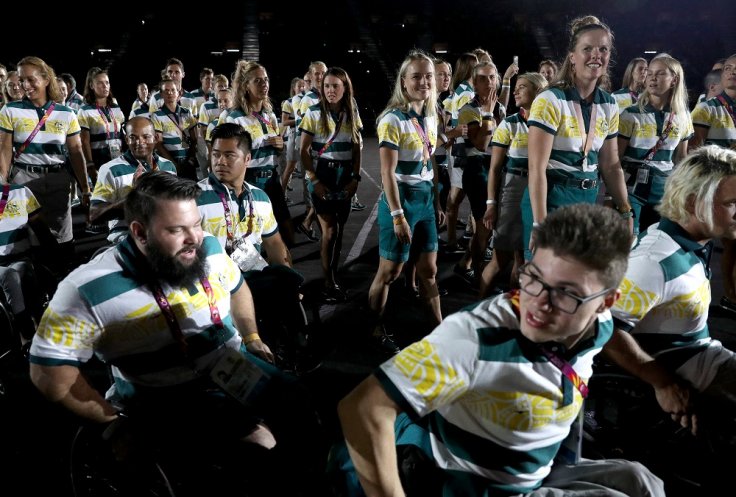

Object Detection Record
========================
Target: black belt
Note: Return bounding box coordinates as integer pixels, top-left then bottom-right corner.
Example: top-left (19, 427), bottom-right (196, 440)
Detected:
top-left (317, 158), bottom-right (350, 169)
top-left (549, 176), bottom-right (598, 190)
top-left (504, 168), bottom-right (529, 177)
top-left (14, 163), bottom-right (65, 174)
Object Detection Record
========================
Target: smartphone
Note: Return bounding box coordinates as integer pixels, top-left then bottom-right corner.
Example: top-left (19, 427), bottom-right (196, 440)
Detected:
top-left (513, 55), bottom-right (519, 66)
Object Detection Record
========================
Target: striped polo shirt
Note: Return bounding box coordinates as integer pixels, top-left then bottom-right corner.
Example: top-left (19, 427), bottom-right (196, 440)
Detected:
top-left (0, 184), bottom-right (41, 258)
top-left (292, 91), bottom-right (306, 135)
top-left (185, 88), bottom-right (213, 117)
top-left (65, 90), bottom-right (84, 112)
top-left (148, 90), bottom-right (197, 116)
top-left (611, 88), bottom-right (639, 114)
top-left (224, 108), bottom-right (281, 171)
top-left (129, 98), bottom-right (150, 120)
top-left (377, 108), bottom-right (437, 186)
top-left (492, 112), bottom-right (531, 173)
top-left (528, 86), bottom-right (618, 174)
top-left (0, 99), bottom-right (81, 166)
top-left (91, 151), bottom-right (177, 240)
top-left (198, 99), bottom-right (221, 128)
top-left (378, 291), bottom-right (613, 494)
top-left (77, 104), bottom-right (126, 154)
top-left (29, 234), bottom-right (246, 402)
top-left (619, 104), bottom-right (694, 173)
top-left (611, 219), bottom-right (716, 383)
top-left (450, 81), bottom-right (474, 157)
top-left (151, 105), bottom-right (198, 162)
top-left (299, 105), bottom-right (363, 161)
top-left (691, 92), bottom-right (736, 147)
top-left (281, 98), bottom-right (294, 141)
top-left (458, 100), bottom-right (506, 157)
top-left (197, 173), bottom-right (278, 253)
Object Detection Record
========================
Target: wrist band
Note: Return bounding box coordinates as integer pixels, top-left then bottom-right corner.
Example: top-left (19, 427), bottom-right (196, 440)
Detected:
top-left (485, 199), bottom-right (497, 205)
top-left (390, 208), bottom-right (405, 217)
top-left (532, 222), bottom-right (541, 228)
top-left (502, 78), bottom-right (510, 85)
top-left (243, 332), bottom-right (260, 344)
top-left (393, 215), bottom-right (405, 226)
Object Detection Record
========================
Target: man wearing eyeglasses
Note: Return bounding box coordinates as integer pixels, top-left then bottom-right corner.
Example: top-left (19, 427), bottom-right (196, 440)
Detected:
top-left (338, 203), bottom-right (665, 497)
top-left (90, 117), bottom-right (177, 243)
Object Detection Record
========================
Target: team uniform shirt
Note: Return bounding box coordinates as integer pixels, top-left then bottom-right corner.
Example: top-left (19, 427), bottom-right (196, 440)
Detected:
top-left (129, 98), bottom-right (150, 120)
top-left (691, 92), bottom-right (736, 148)
top-left (458, 100), bottom-right (506, 157)
top-left (281, 99), bottom-right (294, 143)
top-left (377, 108), bottom-right (437, 186)
top-left (492, 111), bottom-right (531, 173)
top-left (77, 104), bottom-right (126, 158)
top-left (205, 117), bottom-right (221, 143)
top-left (377, 291), bottom-right (613, 494)
top-left (450, 81), bottom-right (474, 157)
top-left (185, 88), bottom-right (213, 118)
top-left (197, 173), bottom-right (278, 253)
top-left (292, 91), bottom-right (307, 137)
top-left (151, 105), bottom-right (198, 162)
top-left (91, 151), bottom-right (177, 241)
top-left (0, 184), bottom-right (41, 258)
top-left (198, 99), bottom-right (221, 128)
top-left (0, 99), bottom-right (81, 167)
top-left (612, 88), bottom-right (639, 114)
top-left (224, 109), bottom-right (281, 172)
top-left (611, 219), bottom-right (726, 390)
top-left (619, 104), bottom-right (694, 173)
top-left (29, 233), bottom-right (246, 402)
top-left (148, 89), bottom-right (197, 116)
top-left (528, 87), bottom-right (618, 174)
top-left (299, 105), bottom-right (363, 161)
top-left (65, 90), bottom-right (84, 113)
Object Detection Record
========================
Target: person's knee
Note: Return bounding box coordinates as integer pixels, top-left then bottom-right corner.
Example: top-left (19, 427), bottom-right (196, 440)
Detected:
top-left (378, 265), bottom-right (403, 285)
top-left (610, 460), bottom-right (665, 497)
top-left (416, 261), bottom-right (438, 283)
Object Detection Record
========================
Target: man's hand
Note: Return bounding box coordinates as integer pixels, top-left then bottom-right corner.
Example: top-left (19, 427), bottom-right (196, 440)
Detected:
top-left (654, 381), bottom-right (698, 435)
top-left (246, 338), bottom-right (274, 364)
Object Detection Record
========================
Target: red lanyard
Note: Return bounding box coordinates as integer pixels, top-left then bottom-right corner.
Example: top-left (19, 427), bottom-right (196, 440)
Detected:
top-left (643, 110), bottom-right (676, 162)
top-left (629, 91), bottom-right (639, 104)
top-left (716, 95), bottom-right (736, 128)
top-left (151, 277), bottom-right (224, 354)
top-left (252, 111), bottom-right (278, 135)
top-left (96, 104), bottom-right (119, 140)
top-left (165, 106), bottom-right (190, 140)
top-left (410, 116), bottom-right (433, 160)
top-left (14, 102), bottom-right (55, 161)
top-left (217, 189), bottom-right (254, 245)
top-left (317, 111), bottom-right (344, 157)
top-left (540, 346), bottom-right (589, 398)
top-left (0, 184), bottom-right (10, 218)
top-left (572, 101), bottom-right (598, 163)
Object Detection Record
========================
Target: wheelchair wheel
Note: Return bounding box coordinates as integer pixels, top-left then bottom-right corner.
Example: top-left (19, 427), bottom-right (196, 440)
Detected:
top-left (69, 424), bottom-right (176, 497)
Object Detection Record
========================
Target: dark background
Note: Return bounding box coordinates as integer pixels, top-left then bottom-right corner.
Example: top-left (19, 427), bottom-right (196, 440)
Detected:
top-left (2, 0), bottom-right (733, 130)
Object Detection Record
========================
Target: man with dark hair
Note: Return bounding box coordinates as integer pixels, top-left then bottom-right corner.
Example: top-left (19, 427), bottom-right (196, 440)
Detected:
top-left (60, 72), bottom-right (83, 112)
top-left (148, 58), bottom-right (196, 115)
top-left (338, 203), bottom-right (665, 497)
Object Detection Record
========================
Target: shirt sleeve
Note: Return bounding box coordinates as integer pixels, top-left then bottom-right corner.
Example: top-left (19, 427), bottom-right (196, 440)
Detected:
top-left (618, 109), bottom-right (635, 140)
top-left (377, 112), bottom-right (401, 150)
top-left (611, 253), bottom-right (664, 331)
top-left (691, 101), bottom-right (713, 129)
top-left (299, 108), bottom-right (318, 136)
top-left (458, 103), bottom-right (480, 127)
top-left (491, 118), bottom-right (512, 148)
top-left (528, 89), bottom-right (561, 135)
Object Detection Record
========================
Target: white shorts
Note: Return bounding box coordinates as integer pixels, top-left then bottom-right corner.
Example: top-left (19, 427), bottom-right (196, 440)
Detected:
top-left (449, 155), bottom-right (463, 189)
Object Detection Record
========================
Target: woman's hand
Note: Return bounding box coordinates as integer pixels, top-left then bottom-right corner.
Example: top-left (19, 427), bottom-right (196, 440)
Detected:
top-left (267, 135), bottom-right (284, 150)
top-left (313, 181), bottom-right (330, 200)
top-left (343, 179), bottom-right (359, 198)
top-left (483, 204), bottom-right (497, 231)
top-left (393, 216), bottom-right (412, 245)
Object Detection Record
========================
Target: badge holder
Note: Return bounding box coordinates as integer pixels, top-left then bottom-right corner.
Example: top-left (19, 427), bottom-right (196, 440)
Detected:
top-left (230, 237), bottom-right (269, 272)
top-left (210, 347), bottom-right (269, 406)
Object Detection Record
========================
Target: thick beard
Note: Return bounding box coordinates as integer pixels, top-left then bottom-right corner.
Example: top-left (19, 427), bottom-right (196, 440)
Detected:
top-left (146, 236), bottom-right (207, 287)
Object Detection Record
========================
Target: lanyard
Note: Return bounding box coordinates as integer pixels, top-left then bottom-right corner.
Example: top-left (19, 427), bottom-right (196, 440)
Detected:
top-left (540, 345), bottom-right (589, 398)
top-left (629, 91), bottom-right (639, 104)
top-left (0, 184), bottom-right (10, 218)
top-left (410, 116), bottom-right (433, 161)
top-left (217, 189), bottom-right (254, 252)
top-left (150, 276), bottom-right (224, 355)
top-left (96, 104), bottom-right (118, 140)
top-left (716, 95), bottom-right (736, 128)
top-left (165, 106), bottom-right (191, 144)
top-left (317, 111), bottom-right (344, 157)
top-left (252, 111), bottom-right (278, 135)
top-left (14, 102), bottom-right (55, 161)
top-left (643, 110), bottom-right (676, 162)
top-left (572, 101), bottom-right (598, 163)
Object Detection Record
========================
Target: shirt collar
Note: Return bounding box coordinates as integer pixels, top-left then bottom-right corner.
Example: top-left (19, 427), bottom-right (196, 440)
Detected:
top-left (207, 172), bottom-right (250, 200)
top-left (658, 217), bottom-right (713, 269)
top-left (122, 150), bottom-right (160, 170)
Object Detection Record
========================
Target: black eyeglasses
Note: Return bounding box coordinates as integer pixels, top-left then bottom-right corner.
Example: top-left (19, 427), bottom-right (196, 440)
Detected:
top-left (518, 264), bottom-right (613, 314)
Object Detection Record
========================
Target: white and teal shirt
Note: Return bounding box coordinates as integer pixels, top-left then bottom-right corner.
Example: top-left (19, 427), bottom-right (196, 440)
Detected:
top-left (299, 105), bottom-right (362, 162)
top-left (77, 103), bottom-right (126, 156)
top-left (185, 88), bottom-right (214, 117)
top-left (91, 151), bottom-right (177, 241)
top-left (0, 184), bottom-right (41, 258)
top-left (528, 86), bottom-right (618, 174)
top-left (197, 173), bottom-right (278, 253)
top-left (377, 108), bottom-right (437, 186)
top-left (611, 219), bottom-right (725, 391)
top-left (29, 233), bottom-right (246, 403)
top-left (458, 99), bottom-right (506, 157)
top-left (224, 108), bottom-right (281, 171)
top-left (612, 88), bottom-right (640, 114)
top-left (377, 291), bottom-right (613, 495)
top-left (129, 98), bottom-right (150, 120)
top-left (619, 104), bottom-right (693, 173)
top-left (691, 92), bottom-right (736, 148)
top-left (151, 105), bottom-right (198, 162)
top-left (198, 99), bottom-right (221, 128)
top-left (0, 99), bottom-right (81, 166)
top-left (491, 111), bottom-right (531, 173)
top-left (450, 81), bottom-right (474, 157)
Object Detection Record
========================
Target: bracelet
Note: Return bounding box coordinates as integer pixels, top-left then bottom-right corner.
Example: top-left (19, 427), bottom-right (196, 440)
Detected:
top-left (393, 215), bottom-right (405, 226)
top-left (82, 192), bottom-right (92, 197)
top-left (501, 85), bottom-right (511, 89)
top-left (390, 208), bottom-right (405, 217)
top-left (502, 78), bottom-right (510, 85)
top-left (532, 222), bottom-right (541, 228)
top-left (243, 332), bottom-right (260, 344)
top-left (485, 199), bottom-right (497, 205)
top-left (620, 210), bottom-right (634, 220)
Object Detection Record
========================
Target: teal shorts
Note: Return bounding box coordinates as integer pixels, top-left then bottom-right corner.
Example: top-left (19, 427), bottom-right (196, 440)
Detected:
top-left (378, 183), bottom-right (437, 263)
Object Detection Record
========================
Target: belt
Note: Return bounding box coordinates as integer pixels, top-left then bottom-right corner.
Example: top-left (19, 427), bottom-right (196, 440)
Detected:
top-left (317, 159), bottom-right (350, 169)
top-left (504, 168), bottom-right (529, 177)
top-left (250, 168), bottom-right (274, 178)
top-left (549, 176), bottom-right (598, 190)
top-left (14, 163), bottom-right (65, 174)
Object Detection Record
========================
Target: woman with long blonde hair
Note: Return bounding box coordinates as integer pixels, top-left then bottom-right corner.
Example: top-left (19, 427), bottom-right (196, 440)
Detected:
top-left (618, 54), bottom-right (692, 233)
